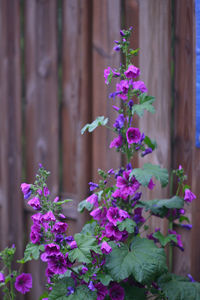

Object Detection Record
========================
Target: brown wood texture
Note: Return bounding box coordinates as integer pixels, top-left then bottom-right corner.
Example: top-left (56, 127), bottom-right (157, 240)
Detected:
top-left (173, 0), bottom-right (198, 277)
top-left (61, 0), bottom-right (92, 234)
top-left (0, 0), bottom-right (23, 261)
top-left (24, 1), bottom-right (58, 298)
top-left (92, 0), bottom-right (121, 180)
top-left (138, 0), bottom-right (171, 235)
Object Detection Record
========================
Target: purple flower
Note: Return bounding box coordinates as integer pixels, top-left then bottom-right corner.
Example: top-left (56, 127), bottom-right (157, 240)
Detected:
top-left (109, 135), bottom-right (123, 149)
top-left (53, 196), bottom-right (59, 202)
top-left (0, 272), bottom-right (5, 283)
top-left (126, 127), bottom-right (141, 144)
top-left (31, 212), bottom-right (42, 224)
top-left (184, 189), bottom-right (196, 203)
top-left (45, 243), bottom-right (60, 256)
top-left (109, 91), bottom-right (121, 99)
top-left (132, 81), bottom-right (148, 93)
top-left (52, 222), bottom-right (68, 234)
top-left (89, 182), bottom-right (99, 191)
top-left (115, 170), bottom-right (140, 200)
top-left (66, 286), bottom-right (75, 296)
top-left (128, 100), bottom-right (133, 110)
top-left (21, 183), bottom-right (32, 199)
top-left (133, 208), bottom-right (145, 224)
top-left (148, 178), bottom-right (155, 190)
top-left (120, 30), bottom-right (125, 37)
top-left (181, 224), bottom-right (192, 230)
top-left (132, 192), bottom-right (142, 201)
top-left (141, 147), bottom-right (153, 157)
top-left (113, 45), bottom-right (120, 51)
top-left (187, 274), bottom-right (195, 282)
top-left (69, 241), bottom-right (77, 249)
top-left (14, 273), bottom-right (32, 294)
top-left (88, 281), bottom-right (96, 291)
top-left (124, 65), bottom-right (140, 79)
top-left (116, 80), bottom-right (129, 100)
top-left (30, 224), bottom-right (41, 244)
top-left (105, 223), bottom-right (123, 241)
top-left (112, 105), bottom-right (120, 111)
top-left (90, 207), bottom-right (107, 223)
top-left (48, 253), bottom-right (67, 274)
top-left (41, 211), bottom-right (56, 223)
top-left (86, 194), bottom-right (98, 207)
top-left (113, 114), bottom-right (125, 130)
top-left (95, 282), bottom-right (108, 300)
top-left (44, 187), bottom-right (50, 197)
top-left (28, 197), bottom-right (41, 210)
top-left (168, 229), bottom-right (184, 251)
top-left (109, 283), bottom-right (125, 300)
top-left (107, 207), bottom-right (121, 226)
top-left (101, 241), bottom-right (112, 254)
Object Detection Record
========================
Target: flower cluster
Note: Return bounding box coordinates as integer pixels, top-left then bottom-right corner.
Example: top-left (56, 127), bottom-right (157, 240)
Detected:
top-left (0, 27), bottom-right (199, 300)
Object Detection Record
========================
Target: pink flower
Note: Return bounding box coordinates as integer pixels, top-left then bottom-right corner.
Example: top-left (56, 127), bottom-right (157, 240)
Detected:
top-left (52, 222), bottom-right (68, 234)
top-left (109, 135), bottom-right (123, 148)
top-left (90, 207), bottom-right (107, 222)
top-left (126, 127), bottom-right (141, 144)
top-left (21, 183), bottom-right (32, 199)
top-left (31, 213), bottom-right (42, 224)
top-left (105, 223), bottom-right (123, 241)
top-left (124, 65), bottom-right (140, 79)
top-left (115, 170), bottom-right (140, 200)
top-left (116, 80), bottom-right (129, 100)
top-left (107, 207), bottom-right (121, 226)
top-left (69, 241), bottom-right (78, 249)
top-left (109, 282), bottom-right (125, 300)
top-left (101, 241), bottom-right (112, 254)
top-left (104, 67), bottom-right (112, 84)
top-left (15, 273), bottom-right (32, 294)
top-left (0, 272), bottom-right (5, 283)
top-left (184, 189), bottom-right (196, 203)
top-left (41, 211), bottom-right (56, 223)
top-left (132, 80), bottom-right (148, 93)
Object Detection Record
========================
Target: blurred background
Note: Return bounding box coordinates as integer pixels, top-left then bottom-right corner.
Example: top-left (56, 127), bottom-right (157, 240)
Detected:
top-left (0, 0), bottom-right (199, 299)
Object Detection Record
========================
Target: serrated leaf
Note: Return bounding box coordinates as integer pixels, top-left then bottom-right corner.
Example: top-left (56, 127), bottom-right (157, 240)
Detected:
top-left (144, 136), bottom-right (157, 150)
top-left (78, 199), bottom-right (93, 212)
top-left (49, 278), bottom-right (74, 300)
top-left (68, 285), bottom-right (97, 300)
top-left (81, 116), bottom-right (108, 135)
top-left (17, 243), bottom-right (44, 263)
top-left (106, 237), bottom-right (167, 284)
top-left (153, 232), bottom-right (177, 247)
top-left (97, 273), bottom-right (113, 286)
top-left (118, 218), bottom-right (136, 233)
top-left (80, 221), bottom-right (97, 235)
top-left (130, 163), bottom-right (169, 187)
top-left (139, 196), bottom-right (184, 217)
top-left (158, 273), bottom-right (200, 300)
top-left (68, 233), bottom-right (101, 264)
top-left (132, 94), bottom-right (155, 117)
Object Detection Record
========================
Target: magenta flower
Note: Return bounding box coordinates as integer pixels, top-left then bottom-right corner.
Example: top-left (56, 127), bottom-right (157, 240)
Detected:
top-left (31, 212), bottom-right (42, 224)
top-left (101, 241), bottom-right (112, 254)
top-left (109, 283), bottom-right (125, 300)
top-left (41, 211), bottom-right (56, 223)
top-left (48, 253), bottom-right (67, 274)
top-left (90, 207), bottom-right (107, 223)
top-left (28, 197), bottom-right (41, 210)
top-left (45, 243), bottom-right (60, 256)
top-left (107, 207), bottom-right (121, 226)
top-left (126, 127), bottom-right (141, 144)
top-left (116, 80), bottom-right (129, 100)
top-left (109, 135), bottom-right (123, 149)
top-left (148, 178), bottom-right (155, 190)
top-left (30, 224), bottom-right (41, 244)
top-left (15, 273), bottom-right (32, 294)
top-left (115, 170), bottom-right (140, 200)
top-left (169, 229), bottom-right (184, 251)
top-left (43, 187), bottom-right (50, 197)
top-left (86, 194), bottom-right (98, 207)
top-left (95, 282), bottom-right (108, 300)
top-left (69, 240), bottom-right (78, 249)
top-left (21, 183), bottom-right (32, 199)
top-left (184, 189), bottom-right (196, 203)
top-left (132, 80), bottom-right (148, 93)
top-left (0, 272), bottom-right (5, 283)
top-left (104, 66), bottom-right (112, 84)
top-left (52, 222), bottom-right (68, 234)
top-left (124, 65), bottom-right (140, 79)
top-left (105, 223), bottom-right (123, 241)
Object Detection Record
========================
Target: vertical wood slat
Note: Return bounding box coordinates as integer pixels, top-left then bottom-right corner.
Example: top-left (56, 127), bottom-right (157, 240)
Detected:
top-left (62, 0), bottom-right (92, 234)
top-left (0, 0), bottom-right (23, 260)
top-left (139, 1), bottom-right (171, 234)
top-left (173, 0), bottom-right (196, 276)
top-left (92, 0), bottom-right (121, 180)
top-left (24, 1), bottom-right (58, 298)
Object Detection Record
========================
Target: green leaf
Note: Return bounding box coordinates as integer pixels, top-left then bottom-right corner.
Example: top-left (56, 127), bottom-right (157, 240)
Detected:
top-left (130, 163), bottom-right (169, 187)
top-left (55, 199), bottom-right (73, 205)
top-left (78, 199), bottom-right (93, 212)
top-left (17, 243), bottom-right (44, 263)
top-left (68, 285), bottom-right (97, 300)
top-left (106, 237), bottom-right (167, 284)
top-left (132, 94), bottom-right (155, 117)
top-left (139, 196), bottom-right (184, 217)
top-left (117, 218), bottom-right (136, 233)
top-left (39, 291), bottom-right (49, 300)
top-left (97, 273), bottom-right (113, 286)
top-left (81, 116), bottom-right (108, 135)
top-left (80, 221), bottom-right (97, 235)
top-left (122, 282), bottom-right (147, 300)
top-left (158, 273), bottom-right (200, 300)
top-left (49, 278), bottom-right (74, 300)
top-left (68, 233), bottom-right (101, 264)
top-left (144, 135), bottom-right (157, 150)
top-left (153, 232), bottom-right (177, 247)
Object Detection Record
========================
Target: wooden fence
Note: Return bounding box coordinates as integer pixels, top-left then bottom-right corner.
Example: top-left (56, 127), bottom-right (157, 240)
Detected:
top-left (0, 0), bottom-right (199, 298)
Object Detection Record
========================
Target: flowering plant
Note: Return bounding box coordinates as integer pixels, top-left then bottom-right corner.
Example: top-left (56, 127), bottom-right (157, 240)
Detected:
top-left (1, 27), bottom-right (200, 300)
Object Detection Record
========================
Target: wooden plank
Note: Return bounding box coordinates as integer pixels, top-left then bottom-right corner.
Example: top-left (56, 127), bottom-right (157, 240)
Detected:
top-left (92, 0), bottom-right (121, 181)
top-left (138, 1), bottom-right (171, 235)
top-left (61, 0), bottom-right (93, 234)
top-left (24, 1), bottom-right (58, 298)
top-left (0, 0), bottom-right (23, 260)
top-left (173, 0), bottom-right (196, 276)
